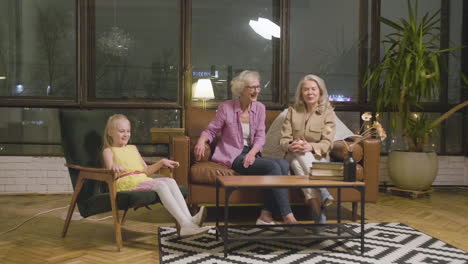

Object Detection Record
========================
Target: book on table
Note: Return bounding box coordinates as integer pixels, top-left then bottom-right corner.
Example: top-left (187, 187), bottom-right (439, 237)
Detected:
top-left (309, 161), bottom-right (344, 180)
top-left (309, 175), bottom-right (344, 181)
top-left (311, 161), bottom-right (344, 170)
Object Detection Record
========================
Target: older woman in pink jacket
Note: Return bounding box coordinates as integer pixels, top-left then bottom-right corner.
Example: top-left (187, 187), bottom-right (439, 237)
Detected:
top-left (194, 70), bottom-right (299, 226)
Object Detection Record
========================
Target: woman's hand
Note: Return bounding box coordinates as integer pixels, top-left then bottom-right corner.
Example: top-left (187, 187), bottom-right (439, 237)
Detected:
top-left (288, 138), bottom-right (313, 153)
top-left (160, 158), bottom-right (180, 169)
top-left (243, 152), bottom-right (256, 168)
top-left (194, 138), bottom-right (207, 161)
top-left (111, 164), bottom-right (126, 174)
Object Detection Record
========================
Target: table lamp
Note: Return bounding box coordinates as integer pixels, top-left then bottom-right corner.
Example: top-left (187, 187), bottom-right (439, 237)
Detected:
top-left (193, 79), bottom-right (215, 109)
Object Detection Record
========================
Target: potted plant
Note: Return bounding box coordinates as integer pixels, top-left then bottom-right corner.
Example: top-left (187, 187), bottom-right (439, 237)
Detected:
top-left (365, 0), bottom-right (468, 191)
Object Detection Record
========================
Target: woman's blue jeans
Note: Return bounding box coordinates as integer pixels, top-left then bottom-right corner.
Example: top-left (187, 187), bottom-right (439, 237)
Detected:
top-left (231, 146), bottom-right (292, 216)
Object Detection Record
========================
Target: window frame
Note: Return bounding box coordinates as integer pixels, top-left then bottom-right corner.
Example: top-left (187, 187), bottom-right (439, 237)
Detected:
top-left (0, 0), bottom-right (466, 156)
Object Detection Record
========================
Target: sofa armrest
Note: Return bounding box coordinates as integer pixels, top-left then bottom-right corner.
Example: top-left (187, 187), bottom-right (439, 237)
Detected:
top-left (360, 138), bottom-right (381, 202)
top-left (171, 135), bottom-right (190, 186)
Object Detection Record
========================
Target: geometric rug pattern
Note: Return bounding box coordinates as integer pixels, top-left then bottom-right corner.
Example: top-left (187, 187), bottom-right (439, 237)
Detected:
top-left (159, 222), bottom-right (468, 264)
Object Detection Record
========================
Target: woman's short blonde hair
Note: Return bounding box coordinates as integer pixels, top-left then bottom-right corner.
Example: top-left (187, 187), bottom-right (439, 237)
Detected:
top-left (293, 74), bottom-right (331, 114)
top-left (230, 70), bottom-right (260, 97)
top-left (103, 114), bottom-right (130, 149)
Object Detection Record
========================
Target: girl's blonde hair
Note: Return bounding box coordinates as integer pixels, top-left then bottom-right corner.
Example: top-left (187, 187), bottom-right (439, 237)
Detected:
top-left (293, 74), bottom-right (331, 114)
top-left (103, 114), bottom-right (130, 149)
top-left (230, 70), bottom-right (260, 97)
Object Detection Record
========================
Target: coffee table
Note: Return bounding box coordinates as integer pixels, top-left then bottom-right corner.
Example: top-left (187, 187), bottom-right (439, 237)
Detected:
top-left (215, 175), bottom-right (366, 257)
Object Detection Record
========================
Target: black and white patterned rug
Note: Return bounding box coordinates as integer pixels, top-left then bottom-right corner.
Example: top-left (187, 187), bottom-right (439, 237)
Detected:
top-left (158, 222), bottom-right (468, 264)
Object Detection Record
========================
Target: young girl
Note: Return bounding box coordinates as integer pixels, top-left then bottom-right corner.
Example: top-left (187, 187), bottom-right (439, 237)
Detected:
top-left (102, 114), bottom-right (210, 237)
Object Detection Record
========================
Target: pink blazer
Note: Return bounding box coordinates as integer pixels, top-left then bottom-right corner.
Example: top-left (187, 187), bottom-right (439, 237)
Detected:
top-left (201, 99), bottom-right (266, 168)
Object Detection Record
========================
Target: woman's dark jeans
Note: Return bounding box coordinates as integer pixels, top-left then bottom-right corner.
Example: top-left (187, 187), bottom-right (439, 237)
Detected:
top-left (231, 146), bottom-right (292, 216)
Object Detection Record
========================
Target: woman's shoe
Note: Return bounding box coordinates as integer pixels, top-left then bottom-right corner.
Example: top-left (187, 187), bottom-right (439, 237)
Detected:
top-left (314, 211), bottom-right (327, 224)
top-left (320, 189), bottom-right (335, 208)
top-left (256, 218), bottom-right (277, 225)
top-left (179, 225), bottom-right (211, 237)
top-left (192, 206), bottom-right (207, 227)
top-left (256, 218), bottom-right (284, 231)
top-left (322, 197), bottom-right (334, 208)
top-left (311, 211), bottom-right (327, 234)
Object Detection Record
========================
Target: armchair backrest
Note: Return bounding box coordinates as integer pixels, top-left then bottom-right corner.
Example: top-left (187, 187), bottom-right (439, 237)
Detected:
top-left (59, 110), bottom-right (110, 205)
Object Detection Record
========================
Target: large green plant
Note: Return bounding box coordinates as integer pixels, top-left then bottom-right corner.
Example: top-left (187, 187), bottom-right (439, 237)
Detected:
top-left (365, 0), bottom-right (467, 152)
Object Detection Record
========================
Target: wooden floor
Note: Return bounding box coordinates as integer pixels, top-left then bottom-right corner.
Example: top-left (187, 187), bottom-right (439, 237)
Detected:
top-left (0, 187), bottom-right (467, 263)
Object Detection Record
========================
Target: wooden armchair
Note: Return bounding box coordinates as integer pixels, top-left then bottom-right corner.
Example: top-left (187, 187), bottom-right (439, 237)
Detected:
top-left (59, 110), bottom-right (187, 251)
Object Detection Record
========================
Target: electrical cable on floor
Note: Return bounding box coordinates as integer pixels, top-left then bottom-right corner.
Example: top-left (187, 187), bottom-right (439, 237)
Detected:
top-left (0, 205), bottom-right (69, 236)
top-left (0, 205), bottom-right (115, 236)
top-left (84, 215), bottom-right (113, 221)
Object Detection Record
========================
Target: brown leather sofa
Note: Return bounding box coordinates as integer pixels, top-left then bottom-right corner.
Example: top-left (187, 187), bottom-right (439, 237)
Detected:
top-left (171, 107), bottom-right (381, 219)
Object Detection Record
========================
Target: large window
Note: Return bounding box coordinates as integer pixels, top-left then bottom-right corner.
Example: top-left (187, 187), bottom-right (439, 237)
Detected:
top-left (0, 0), bottom-right (76, 98)
top-left (448, 0), bottom-right (464, 104)
top-left (191, 0), bottom-right (279, 103)
top-left (92, 0), bottom-right (180, 102)
top-left (0, 107), bottom-right (181, 156)
top-left (0, 0), bottom-right (466, 156)
top-left (380, 0), bottom-right (465, 154)
top-left (289, 0), bottom-right (360, 102)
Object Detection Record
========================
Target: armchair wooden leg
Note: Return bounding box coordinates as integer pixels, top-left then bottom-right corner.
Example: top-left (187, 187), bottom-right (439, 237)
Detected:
top-left (352, 202), bottom-right (358, 222)
top-left (121, 209), bottom-right (129, 225)
top-left (107, 180), bottom-right (122, 251)
top-left (62, 176), bottom-right (85, 237)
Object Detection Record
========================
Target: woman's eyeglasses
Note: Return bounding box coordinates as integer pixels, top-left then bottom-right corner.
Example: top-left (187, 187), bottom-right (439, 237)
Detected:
top-left (246, 85), bottom-right (261, 91)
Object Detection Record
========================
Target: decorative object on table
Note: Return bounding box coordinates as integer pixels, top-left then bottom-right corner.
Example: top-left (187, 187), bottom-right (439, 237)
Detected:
top-left (340, 112), bottom-right (386, 182)
top-left (343, 151), bottom-right (356, 182)
top-left (309, 161), bottom-right (344, 181)
top-left (192, 79), bottom-right (215, 109)
top-left (364, 0), bottom-right (467, 191)
top-left (159, 223), bottom-right (468, 264)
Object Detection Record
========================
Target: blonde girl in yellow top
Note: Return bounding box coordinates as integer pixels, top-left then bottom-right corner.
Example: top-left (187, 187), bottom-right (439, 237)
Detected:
top-left (102, 114), bottom-right (210, 237)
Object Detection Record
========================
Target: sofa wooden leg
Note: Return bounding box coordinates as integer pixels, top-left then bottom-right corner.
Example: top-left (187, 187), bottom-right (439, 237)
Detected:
top-left (352, 202), bottom-right (358, 221)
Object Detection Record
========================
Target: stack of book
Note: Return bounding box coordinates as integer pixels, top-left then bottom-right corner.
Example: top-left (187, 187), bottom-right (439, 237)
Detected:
top-left (309, 162), bottom-right (344, 181)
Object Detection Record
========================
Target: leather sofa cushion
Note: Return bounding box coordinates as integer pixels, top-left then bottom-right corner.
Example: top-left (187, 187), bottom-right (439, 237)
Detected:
top-left (330, 140), bottom-right (363, 163)
top-left (191, 161), bottom-right (237, 185)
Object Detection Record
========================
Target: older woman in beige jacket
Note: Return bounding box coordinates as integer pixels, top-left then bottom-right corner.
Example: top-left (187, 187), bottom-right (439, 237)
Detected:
top-left (280, 74), bottom-right (336, 225)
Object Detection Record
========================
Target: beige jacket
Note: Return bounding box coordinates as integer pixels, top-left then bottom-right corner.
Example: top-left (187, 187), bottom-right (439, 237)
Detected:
top-left (280, 104), bottom-right (336, 158)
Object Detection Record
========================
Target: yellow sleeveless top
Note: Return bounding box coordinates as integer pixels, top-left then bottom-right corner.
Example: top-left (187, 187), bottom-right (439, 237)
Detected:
top-left (111, 145), bottom-right (152, 192)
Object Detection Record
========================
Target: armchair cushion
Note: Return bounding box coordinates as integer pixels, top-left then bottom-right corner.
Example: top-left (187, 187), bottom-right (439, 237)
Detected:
top-left (81, 186), bottom-right (188, 218)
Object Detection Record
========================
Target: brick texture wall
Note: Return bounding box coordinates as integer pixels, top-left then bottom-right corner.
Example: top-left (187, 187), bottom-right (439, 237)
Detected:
top-left (0, 155), bottom-right (467, 194)
top-left (0, 156), bottom-right (71, 194)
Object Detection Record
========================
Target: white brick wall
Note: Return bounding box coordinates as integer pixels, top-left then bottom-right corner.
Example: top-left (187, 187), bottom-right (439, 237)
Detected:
top-left (0, 155), bottom-right (467, 194)
top-left (0, 156), bottom-right (71, 194)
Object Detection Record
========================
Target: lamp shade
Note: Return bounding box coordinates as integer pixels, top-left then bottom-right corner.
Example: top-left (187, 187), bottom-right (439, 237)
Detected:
top-left (193, 79), bottom-right (215, 99)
